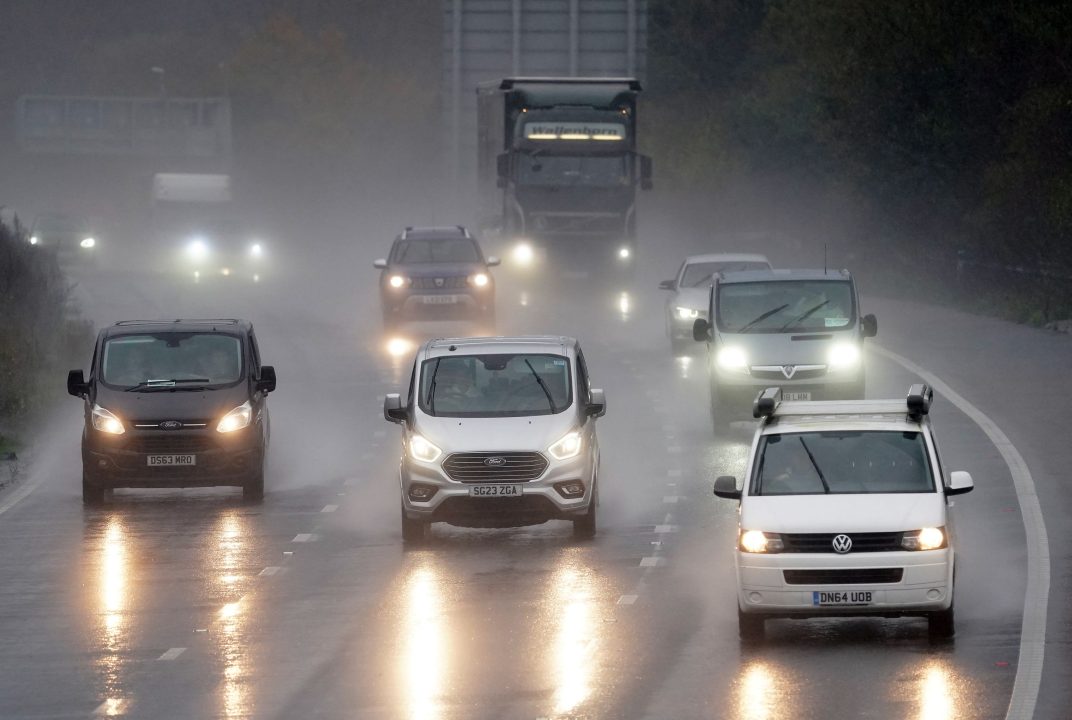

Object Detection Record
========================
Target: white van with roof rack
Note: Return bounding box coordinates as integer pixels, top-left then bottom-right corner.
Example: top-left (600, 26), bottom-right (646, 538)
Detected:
top-left (712, 385), bottom-right (973, 641)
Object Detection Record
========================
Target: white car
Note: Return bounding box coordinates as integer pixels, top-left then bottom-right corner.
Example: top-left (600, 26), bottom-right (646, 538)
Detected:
top-left (713, 385), bottom-right (973, 641)
top-left (383, 336), bottom-right (606, 543)
top-left (658, 253), bottom-right (771, 353)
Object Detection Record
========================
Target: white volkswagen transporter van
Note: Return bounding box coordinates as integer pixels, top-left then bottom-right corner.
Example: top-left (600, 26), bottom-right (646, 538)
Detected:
top-left (713, 385), bottom-right (974, 641)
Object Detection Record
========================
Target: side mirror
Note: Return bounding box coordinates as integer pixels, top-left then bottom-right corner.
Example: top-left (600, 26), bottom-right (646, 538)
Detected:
top-left (256, 365), bottom-right (277, 394)
top-left (67, 369), bottom-right (89, 397)
top-left (692, 317), bottom-right (712, 342)
top-left (946, 470), bottom-right (974, 496)
top-left (713, 475), bottom-right (741, 500)
top-left (373, 258), bottom-right (388, 269)
top-left (658, 279), bottom-right (675, 291)
top-left (384, 393), bottom-right (408, 424)
top-left (486, 256), bottom-right (501, 267)
top-left (861, 313), bottom-right (878, 338)
top-left (586, 388), bottom-right (607, 418)
top-left (640, 154), bottom-right (653, 190)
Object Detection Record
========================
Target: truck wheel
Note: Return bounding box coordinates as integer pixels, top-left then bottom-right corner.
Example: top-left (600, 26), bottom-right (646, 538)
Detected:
top-left (738, 607), bottom-right (766, 643)
top-left (928, 603), bottom-right (955, 640)
top-left (243, 471), bottom-right (265, 502)
top-left (82, 471), bottom-right (106, 506)
top-left (401, 503), bottom-right (427, 545)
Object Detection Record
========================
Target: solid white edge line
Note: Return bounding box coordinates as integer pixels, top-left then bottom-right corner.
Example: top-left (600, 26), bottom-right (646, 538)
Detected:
top-left (871, 343), bottom-right (1049, 720)
top-left (0, 473), bottom-right (43, 518)
top-left (157, 647), bottom-right (186, 661)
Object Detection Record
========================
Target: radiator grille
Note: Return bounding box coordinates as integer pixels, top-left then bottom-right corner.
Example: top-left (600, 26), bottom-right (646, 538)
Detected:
top-left (442, 452), bottom-right (548, 482)
top-left (781, 532), bottom-right (905, 553)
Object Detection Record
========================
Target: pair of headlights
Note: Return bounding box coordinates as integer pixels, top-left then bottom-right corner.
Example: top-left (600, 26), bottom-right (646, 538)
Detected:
top-left (715, 343), bottom-right (862, 372)
top-left (675, 306), bottom-right (702, 321)
top-left (91, 402), bottom-right (252, 436)
top-left (738, 527), bottom-right (947, 553)
top-left (388, 273), bottom-right (490, 289)
top-left (408, 430), bottom-right (582, 464)
top-left (186, 240), bottom-right (265, 260)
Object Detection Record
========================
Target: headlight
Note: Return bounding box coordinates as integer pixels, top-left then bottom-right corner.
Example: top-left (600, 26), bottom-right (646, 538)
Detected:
top-left (409, 434), bottom-right (442, 463)
top-left (91, 404), bottom-right (125, 435)
top-left (675, 306), bottom-right (699, 320)
top-left (902, 527), bottom-right (946, 551)
top-left (469, 272), bottom-right (490, 288)
top-left (389, 274), bottom-right (409, 289)
top-left (29, 235), bottom-right (39, 245)
top-left (739, 530), bottom-right (784, 553)
top-left (828, 342), bottom-right (861, 369)
top-left (548, 431), bottom-right (582, 460)
top-left (187, 238), bottom-right (209, 260)
top-left (250, 243), bottom-right (263, 258)
top-left (80, 237), bottom-right (96, 249)
top-left (217, 401), bottom-right (252, 433)
top-left (618, 246), bottom-right (632, 260)
top-left (716, 346), bottom-right (749, 372)
top-left (513, 242), bottom-right (535, 265)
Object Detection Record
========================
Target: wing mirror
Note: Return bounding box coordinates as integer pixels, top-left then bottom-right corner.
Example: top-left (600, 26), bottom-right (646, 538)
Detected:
top-left (67, 369), bottom-right (89, 398)
top-left (486, 256), bottom-right (501, 267)
top-left (384, 393), bottom-right (408, 424)
top-left (946, 470), bottom-right (974, 496)
top-left (713, 475), bottom-right (741, 500)
top-left (373, 258), bottom-right (388, 269)
top-left (861, 313), bottom-right (878, 338)
top-left (693, 318), bottom-right (712, 342)
top-left (256, 366), bottom-right (277, 394)
top-left (658, 279), bottom-right (675, 291)
top-left (586, 388), bottom-right (607, 418)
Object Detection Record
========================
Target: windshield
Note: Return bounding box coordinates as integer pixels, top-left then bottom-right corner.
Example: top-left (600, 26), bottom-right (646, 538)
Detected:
top-left (101, 333), bottom-right (243, 388)
top-left (681, 261), bottom-right (770, 288)
top-left (418, 353), bottom-right (572, 417)
top-left (717, 280), bottom-right (856, 332)
top-left (518, 154), bottom-right (629, 188)
top-left (391, 238), bottom-right (480, 264)
top-left (752, 431), bottom-right (935, 496)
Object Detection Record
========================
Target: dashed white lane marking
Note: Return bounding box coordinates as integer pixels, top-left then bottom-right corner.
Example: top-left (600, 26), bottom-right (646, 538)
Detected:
top-left (654, 525), bottom-right (679, 534)
top-left (639, 557), bottom-right (666, 568)
top-left (662, 496), bottom-right (680, 504)
top-left (321, 504), bottom-right (338, 513)
top-left (617, 595), bottom-right (638, 606)
top-left (0, 469), bottom-right (44, 519)
top-left (157, 647), bottom-right (186, 661)
top-left (259, 566), bottom-right (281, 577)
top-left (872, 344), bottom-right (1049, 720)
top-left (667, 469), bottom-right (682, 477)
top-left (292, 533), bottom-right (317, 543)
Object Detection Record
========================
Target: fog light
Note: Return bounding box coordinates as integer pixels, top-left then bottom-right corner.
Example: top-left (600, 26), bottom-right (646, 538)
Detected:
top-left (554, 480), bottom-right (585, 498)
top-left (408, 484), bottom-right (438, 502)
top-left (748, 592), bottom-right (763, 604)
top-left (927, 589), bottom-right (941, 600)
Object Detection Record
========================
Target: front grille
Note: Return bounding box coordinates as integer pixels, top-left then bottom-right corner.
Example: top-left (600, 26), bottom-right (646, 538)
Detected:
top-left (531, 213), bottom-right (623, 235)
top-left (411, 276), bottom-right (468, 289)
top-left (750, 368), bottom-right (827, 381)
top-left (442, 451), bottom-right (548, 482)
top-left (784, 568), bottom-right (903, 585)
top-left (781, 532), bottom-right (905, 553)
top-left (125, 435), bottom-right (215, 454)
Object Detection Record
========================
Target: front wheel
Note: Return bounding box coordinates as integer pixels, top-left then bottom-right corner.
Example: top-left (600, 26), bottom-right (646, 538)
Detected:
top-left (82, 471), bottom-right (106, 506)
top-left (243, 470), bottom-right (265, 502)
top-left (928, 603), bottom-right (955, 640)
top-left (572, 482), bottom-right (598, 539)
top-left (401, 504), bottom-right (427, 545)
top-left (738, 607), bottom-right (766, 643)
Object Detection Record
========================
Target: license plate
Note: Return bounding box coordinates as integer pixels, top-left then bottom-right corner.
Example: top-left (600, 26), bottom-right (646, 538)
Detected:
top-left (422, 295), bottom-right (459, 305)
top-left (147, 454), bottom-right (196, 466)
top-left (783, 391), bottom-right (812, 401)
top-left (468, 484), bottom-right (523, 498)
top-left (812, 590), bottom-right (872, 606)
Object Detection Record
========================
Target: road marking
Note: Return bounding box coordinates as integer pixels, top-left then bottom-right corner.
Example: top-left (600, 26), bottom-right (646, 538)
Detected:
top-left (0, 470), bottom-right (44, 519)
top-left (258, 566), bottom-right (281, 577)
top-left (157, 647), bottom-right (186, 661)
top-left (321, 505), bottom-right (338, 513)
top-left (617, 594), bottom-right (638, 605)
top-left (872, 344), bottom-right (1049, 720)
top-left (292, 533), bottom-right (317, 543)
top-left (639, 557), bottom-right (666, 568)
top-left (662, 496), bottom-right (680, 504)
top-left (654, 525), bottom-right (679, 534)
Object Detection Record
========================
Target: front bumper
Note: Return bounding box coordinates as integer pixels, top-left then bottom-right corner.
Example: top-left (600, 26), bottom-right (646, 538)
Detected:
top-left (382, 289), bottom-right (494, 318)
top-left (400, 451), bottom-right (593, 528)
top-left (713, 365), bottom-right (865, 403)
top-left (736, 548), bottom-right (954, 617)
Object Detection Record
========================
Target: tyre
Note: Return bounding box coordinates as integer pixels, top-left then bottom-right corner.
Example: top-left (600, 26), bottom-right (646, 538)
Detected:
top-left (738, 607), bottom-right (766, 642)
top-left (82, 471), bottom-right (106, 506)
top-left (928, 603), bottom-right (955, 640)
top-left (572, 502), bottom-right (597, 539)
top-left (243, 470), bottom-right (265, 502)
top-left (401, 504), bottom-right (427, 545)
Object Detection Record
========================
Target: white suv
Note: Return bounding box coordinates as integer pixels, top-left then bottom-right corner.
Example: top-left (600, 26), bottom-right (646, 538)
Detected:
top-left (383, 336), bottom-right (605, 543)
top-left (713, 385), bottom-right (973, 641)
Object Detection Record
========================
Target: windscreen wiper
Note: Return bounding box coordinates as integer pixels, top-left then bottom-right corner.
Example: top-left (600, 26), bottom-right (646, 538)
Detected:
top-left (779, 300), bottom-right (829, 331)
top-left (798, 437), bottom-right (831, 494)
top-left (738, 304), bottom-right (789, 333)
top-left (523, 359), bottom-right (557, 413)
top-left (427, 358), bottom-right (442, 415)
top-left (125, 378), bottom-right (212, 392)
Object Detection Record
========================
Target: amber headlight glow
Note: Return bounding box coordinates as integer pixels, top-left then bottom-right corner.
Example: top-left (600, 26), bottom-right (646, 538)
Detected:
top-left (409, 434), bottom-right (442, 463)
top-left (91, 405), bottom-right (125, 435)
top-left (469, 272), bottom-right (490, 288)
top-left (389, 275), bottom-right (408, 289)
top-left (902, 527), bottom-right (946, 550)
top-left (217, 401), bottom-right (252, 433)
top-left (739, 530), bottom-right (784, 553)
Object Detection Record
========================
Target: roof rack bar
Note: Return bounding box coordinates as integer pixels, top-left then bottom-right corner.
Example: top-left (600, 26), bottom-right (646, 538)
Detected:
top-left (113, 319), bottom-right (240, 326)
top-left (907, 384), bottom-right (933, 420)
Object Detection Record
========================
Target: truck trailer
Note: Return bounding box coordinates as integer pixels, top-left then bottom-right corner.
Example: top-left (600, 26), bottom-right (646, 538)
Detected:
top-left (476, 77), bottom-right (652, 276)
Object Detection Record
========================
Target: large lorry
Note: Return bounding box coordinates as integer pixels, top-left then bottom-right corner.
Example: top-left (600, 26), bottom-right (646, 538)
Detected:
top-left (476, 78), bottom-right (652, 275)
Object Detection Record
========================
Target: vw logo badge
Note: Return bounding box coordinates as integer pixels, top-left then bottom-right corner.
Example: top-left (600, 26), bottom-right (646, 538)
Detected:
top-left (781, 365), bottom-right (797, 379)
top-left (484, 456), bottom-right (507, 467)
top-left (159, 420), bottom-right (183, 431)
top-left (832, 534), bottom-right (853, 554)
top-left (435, 278), bottom-right (445, 288)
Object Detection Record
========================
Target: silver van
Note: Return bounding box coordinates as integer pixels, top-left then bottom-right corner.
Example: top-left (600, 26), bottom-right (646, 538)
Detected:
top-left (693, 269), bottom-right (877, 419)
